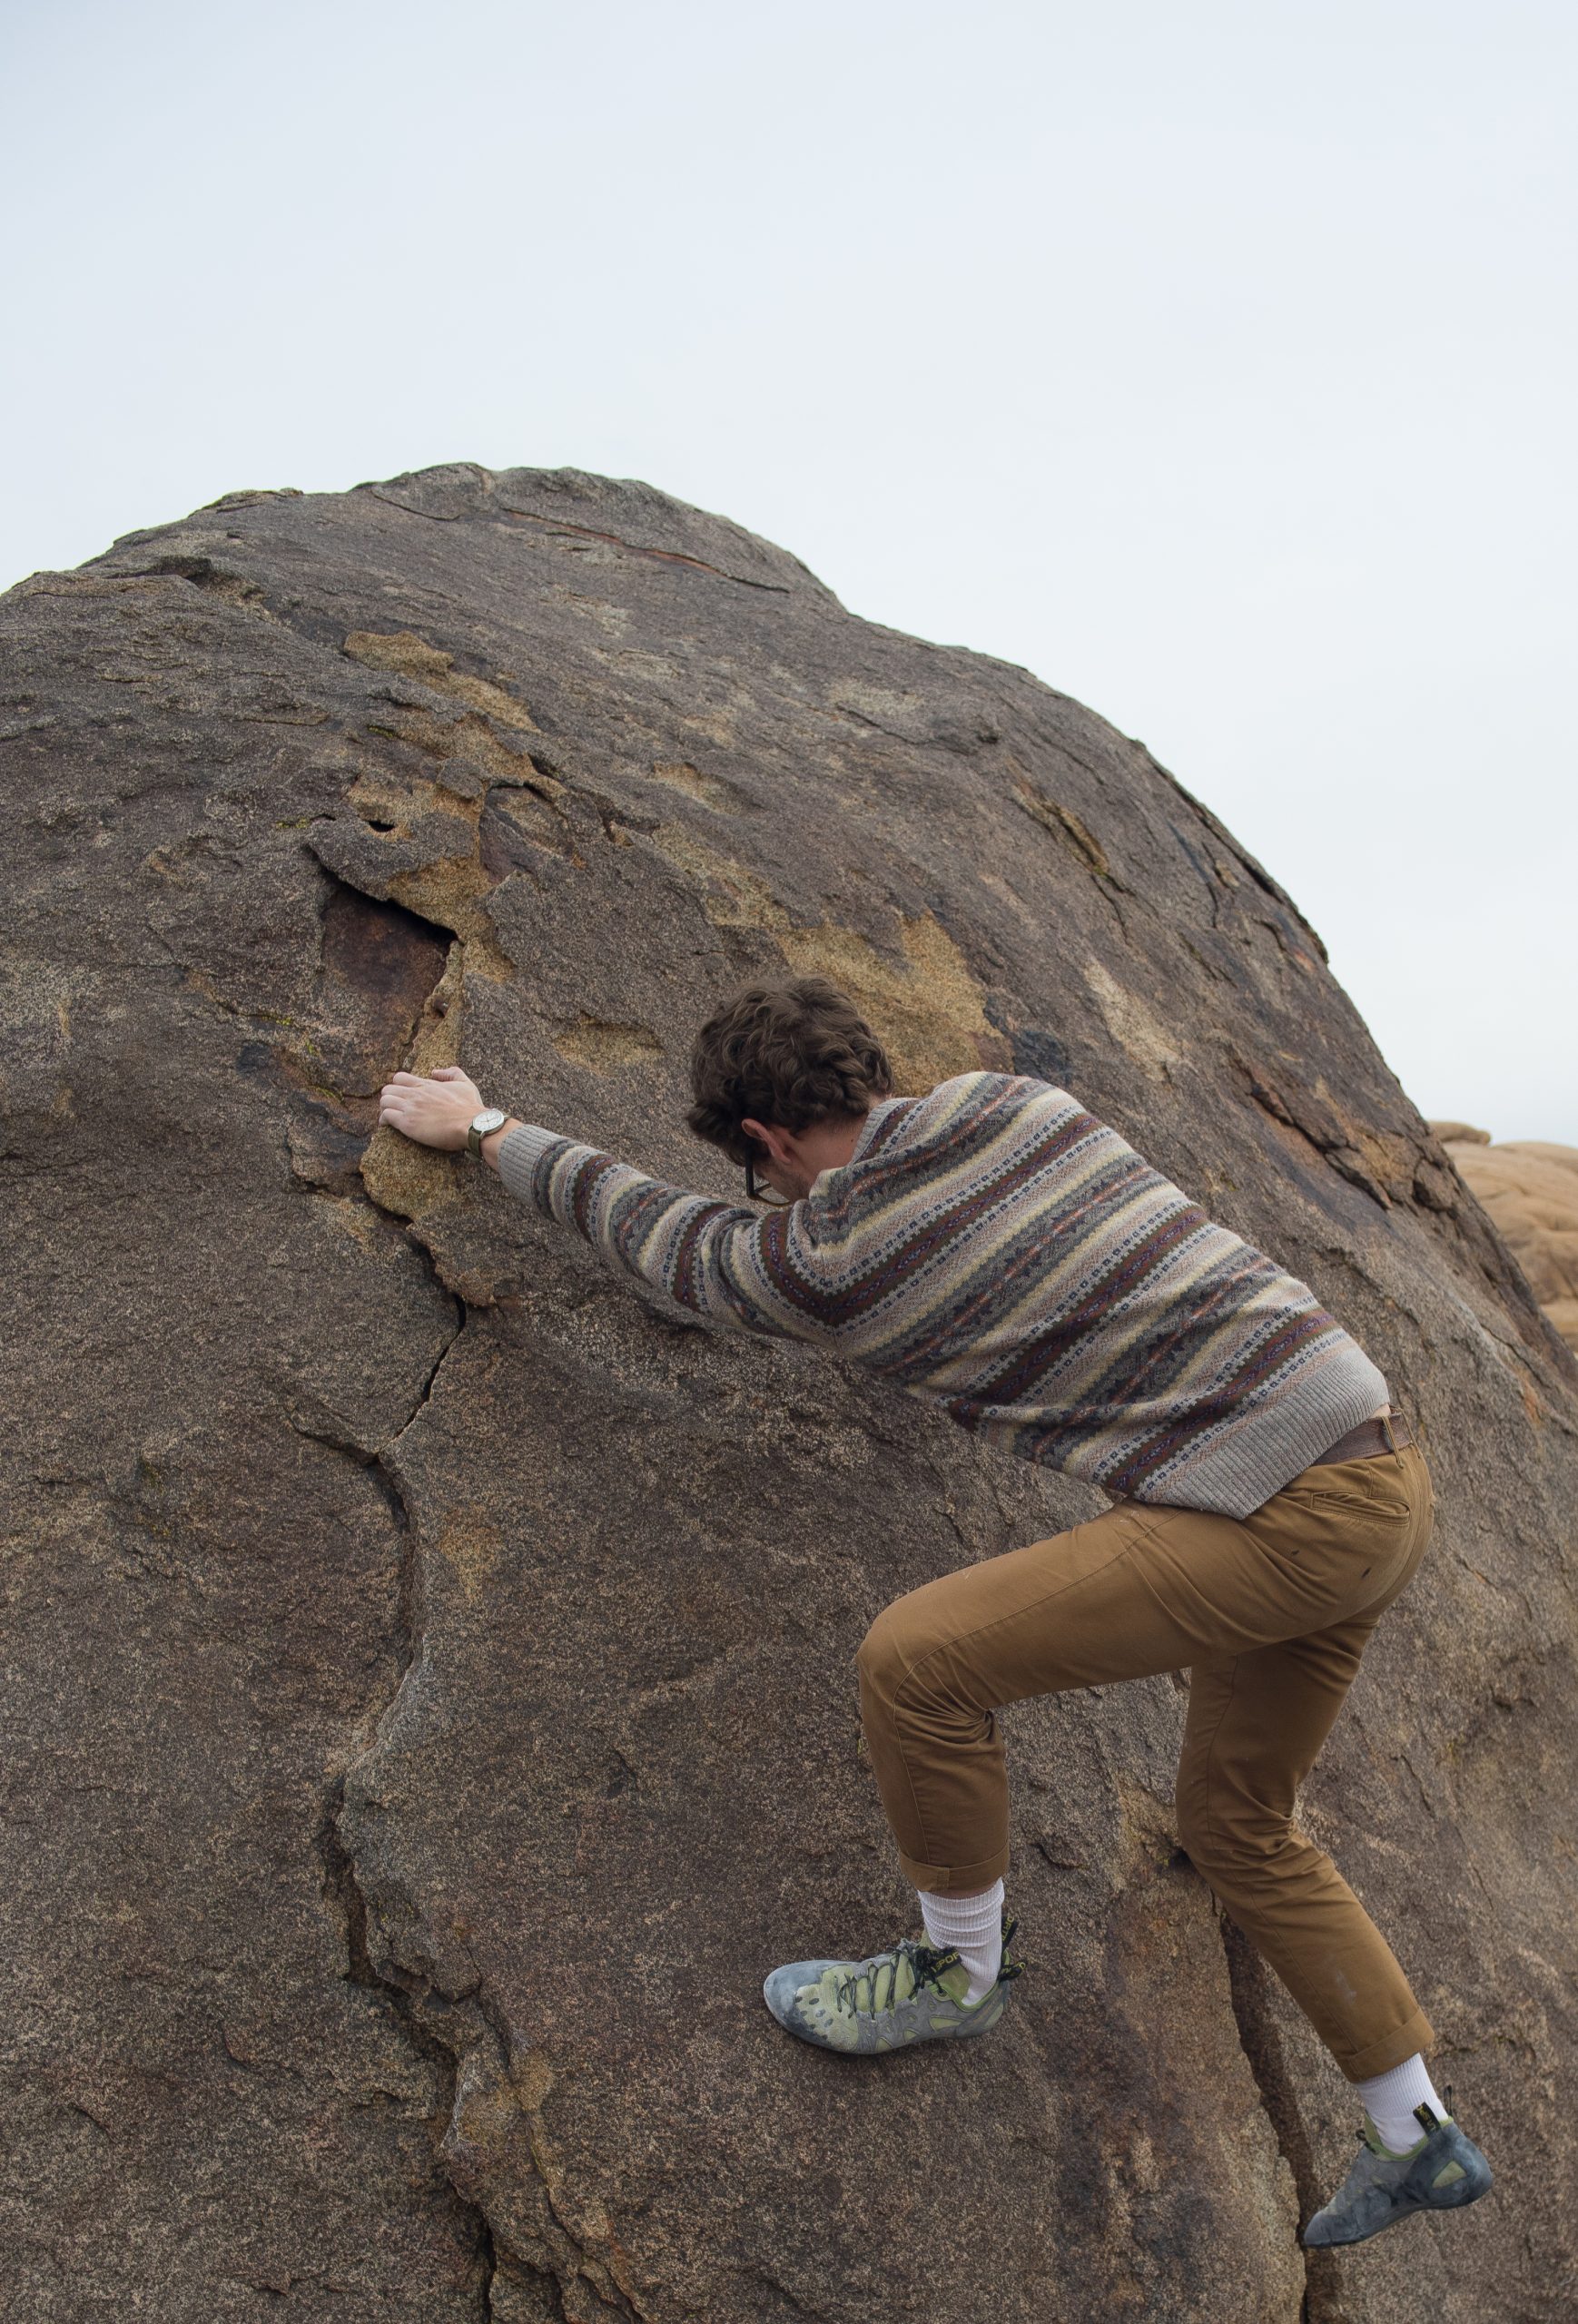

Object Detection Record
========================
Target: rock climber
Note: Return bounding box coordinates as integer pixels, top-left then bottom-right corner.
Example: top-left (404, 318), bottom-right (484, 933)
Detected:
top-left (377, 971), bottom-right (1492, 2250)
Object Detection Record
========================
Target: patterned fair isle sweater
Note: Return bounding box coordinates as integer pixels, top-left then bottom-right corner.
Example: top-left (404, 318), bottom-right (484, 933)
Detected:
top-left (497, 1070), bottom-right (1388, 1519)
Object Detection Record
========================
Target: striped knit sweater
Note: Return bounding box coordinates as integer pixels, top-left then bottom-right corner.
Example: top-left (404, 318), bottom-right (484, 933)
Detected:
top-left (497, 1070), bottom-right (1388, 1519)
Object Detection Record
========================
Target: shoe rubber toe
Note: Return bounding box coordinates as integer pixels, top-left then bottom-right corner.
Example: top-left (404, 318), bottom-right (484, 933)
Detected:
top-left (762, 1961), bottom-right (829, 2033)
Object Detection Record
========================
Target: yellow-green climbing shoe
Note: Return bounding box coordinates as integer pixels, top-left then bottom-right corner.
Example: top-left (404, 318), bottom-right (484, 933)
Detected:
top-left (1302, 2099), bottom-right (1494, 2247)
top-left (763, 1915), bottom-right (1022, 2055)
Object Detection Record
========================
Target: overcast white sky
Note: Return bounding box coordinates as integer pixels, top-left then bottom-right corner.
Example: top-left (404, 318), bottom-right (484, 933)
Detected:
top-left (5, 1), bottom-right (1573, 1139)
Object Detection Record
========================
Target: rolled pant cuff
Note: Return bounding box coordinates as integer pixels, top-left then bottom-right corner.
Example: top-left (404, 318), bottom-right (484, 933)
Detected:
top-left (897, 1843), bottom-right (1011, 1895)
top-left (1338, 2004), bottom-right (1438, 2083)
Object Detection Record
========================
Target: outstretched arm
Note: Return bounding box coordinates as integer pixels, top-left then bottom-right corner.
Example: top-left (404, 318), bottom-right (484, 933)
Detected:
top-left (377, 1069), bottom-right (842, 1345)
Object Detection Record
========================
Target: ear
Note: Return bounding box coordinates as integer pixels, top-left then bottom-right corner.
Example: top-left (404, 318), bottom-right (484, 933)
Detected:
top-left (741, 1117), bottom-right (790, 1165)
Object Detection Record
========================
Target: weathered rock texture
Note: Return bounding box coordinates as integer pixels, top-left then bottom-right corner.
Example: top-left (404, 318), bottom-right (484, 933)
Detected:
top-left (1429, 1127), bottom-right (1578, 1354)
top-left (4, 465), bottom-right (1576, 2323)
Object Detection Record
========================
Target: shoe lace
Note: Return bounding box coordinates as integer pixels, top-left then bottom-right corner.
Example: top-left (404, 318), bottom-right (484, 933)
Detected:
top-left (999, 1912), bottom-right (1027, 1983)
top-left (829, 1937), bottom-right (958, 2014)
top-left (829, 1912), bottom-right (1031, 2014)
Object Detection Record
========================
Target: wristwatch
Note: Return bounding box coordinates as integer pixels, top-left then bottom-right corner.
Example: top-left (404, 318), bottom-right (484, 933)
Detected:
top-left (466, 1106), bottom-right (509, 1158)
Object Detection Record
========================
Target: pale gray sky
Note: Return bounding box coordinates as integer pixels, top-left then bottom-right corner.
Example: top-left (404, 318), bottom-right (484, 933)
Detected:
top-left (5, 0), bottom-right (1573, 1138)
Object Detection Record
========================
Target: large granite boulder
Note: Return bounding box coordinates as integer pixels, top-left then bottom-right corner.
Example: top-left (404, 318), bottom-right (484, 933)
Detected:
top-left (1428, 1127), bottom-right (1578, 1354)
top-left (4, 465), bottom-right (1574, 2323)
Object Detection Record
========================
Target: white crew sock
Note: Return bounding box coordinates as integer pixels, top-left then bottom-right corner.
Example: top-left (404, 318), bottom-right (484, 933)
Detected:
top-left (1355, 2052), bottom-right (1447, 2153)
top-left (918, 1879), bottom-right (1004, 2004)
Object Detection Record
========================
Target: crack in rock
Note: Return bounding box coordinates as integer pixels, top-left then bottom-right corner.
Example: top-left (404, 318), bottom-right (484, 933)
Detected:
top-left (1216, 1910), bottom-right (1335, 2317)
top-left (291, 857), bottom-right (642, 2323)
top-left (278, 856), bottom-right (511, 2316)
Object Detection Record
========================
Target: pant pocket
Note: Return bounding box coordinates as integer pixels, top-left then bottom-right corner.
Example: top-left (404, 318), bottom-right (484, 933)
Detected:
top-left (1276, 1457), bottom-right (1410, 1523)
top-left (1250, 1488), bottom-right (1413, 1614)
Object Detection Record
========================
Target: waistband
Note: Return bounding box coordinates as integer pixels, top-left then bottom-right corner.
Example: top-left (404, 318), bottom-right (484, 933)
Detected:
top-left (1312, 1409), bottom-right (1415, 1465)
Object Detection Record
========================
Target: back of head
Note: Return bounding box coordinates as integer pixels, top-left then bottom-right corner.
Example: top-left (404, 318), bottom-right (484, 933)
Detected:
top-left (686, 975), bottom-right (894, 1166)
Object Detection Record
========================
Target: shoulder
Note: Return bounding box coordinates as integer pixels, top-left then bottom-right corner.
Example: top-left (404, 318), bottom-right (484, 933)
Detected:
top-left (928, 1068), bottom-right (1082, 1118)
top-left (866, 1070), bottom-right (1087, 1160)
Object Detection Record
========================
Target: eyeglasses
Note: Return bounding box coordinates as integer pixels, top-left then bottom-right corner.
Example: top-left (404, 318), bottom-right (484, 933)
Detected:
top-left (745, 1150), bottom-right (793, 1206)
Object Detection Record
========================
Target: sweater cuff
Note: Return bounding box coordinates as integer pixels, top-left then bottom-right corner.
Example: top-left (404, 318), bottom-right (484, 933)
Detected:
top-left (496, 1120), bottom-right (570, 1206)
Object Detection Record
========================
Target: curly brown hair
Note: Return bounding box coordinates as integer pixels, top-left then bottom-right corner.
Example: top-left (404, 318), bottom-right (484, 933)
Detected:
top-left (686, 976), bottom-right (894, 1167)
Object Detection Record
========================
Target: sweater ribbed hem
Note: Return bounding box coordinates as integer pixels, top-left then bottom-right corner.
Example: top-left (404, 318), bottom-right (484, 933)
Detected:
top-left (497, 1120), bottom-right (572, 1206)
top-left (1145, 1341), bottom-right (1391, 1519)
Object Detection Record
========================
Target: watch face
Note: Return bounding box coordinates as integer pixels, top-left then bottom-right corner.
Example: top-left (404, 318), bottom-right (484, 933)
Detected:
top-left (473, 1108), bottom-right (508, 1134)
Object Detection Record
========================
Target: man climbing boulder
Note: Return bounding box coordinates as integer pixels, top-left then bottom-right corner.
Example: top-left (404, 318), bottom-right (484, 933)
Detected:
top-left (379, 970), bottom-right (1494, 2252)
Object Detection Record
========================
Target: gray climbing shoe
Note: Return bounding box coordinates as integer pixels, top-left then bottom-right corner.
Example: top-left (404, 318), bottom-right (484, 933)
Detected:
top-left (763, 1915), bottom-right (1022, 2056)
top-left (1302, 2099), bottom-right (1493, 2247)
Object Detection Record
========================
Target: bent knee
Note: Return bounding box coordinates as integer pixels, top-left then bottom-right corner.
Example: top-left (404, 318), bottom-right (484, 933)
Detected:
top-left (855, 1585), bottom-right (956, 1707)
top-left (857, 1586), bottom-right (996, 1732)
top-left (1175, 1788), bottom-right (1295, 1876)
top-left (855, 1598), bottom-right (912, 1700)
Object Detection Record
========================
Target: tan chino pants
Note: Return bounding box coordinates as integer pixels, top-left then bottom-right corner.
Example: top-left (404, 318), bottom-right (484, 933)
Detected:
top-left (855, 1427), bottom-right (1435, 2079)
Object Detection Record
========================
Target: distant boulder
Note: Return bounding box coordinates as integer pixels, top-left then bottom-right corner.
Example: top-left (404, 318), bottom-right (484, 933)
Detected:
top-left (1432, 1127), bottom-right (1578, 1351)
